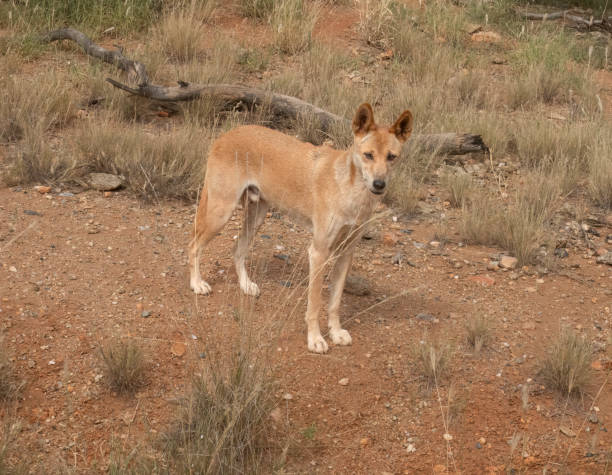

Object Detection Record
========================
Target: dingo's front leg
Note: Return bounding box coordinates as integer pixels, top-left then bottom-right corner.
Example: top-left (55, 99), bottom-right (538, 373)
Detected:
top-left (305, 242), bottom-right (330, 353)
top-left (327, 251), bottom-right (353, 346)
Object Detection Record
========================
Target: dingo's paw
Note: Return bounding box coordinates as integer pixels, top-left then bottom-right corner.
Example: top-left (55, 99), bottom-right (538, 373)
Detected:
top-left (330, 328), bottom-right (352, 346)
top-left (240, 280), bottom-right (260, 297)
top-left (308, 333), bottom-right (329, 354)
top-left (191, 279), bottom-right (212, 295)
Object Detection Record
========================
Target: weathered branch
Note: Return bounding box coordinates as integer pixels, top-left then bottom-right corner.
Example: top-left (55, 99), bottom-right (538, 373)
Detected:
top-left (520, 10), bottom-right (612, 31)
top-left (46, 28), bottom-right (488, 155)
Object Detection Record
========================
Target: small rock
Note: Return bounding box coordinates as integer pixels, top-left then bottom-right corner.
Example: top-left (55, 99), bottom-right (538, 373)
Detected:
top-left (28, 360), bottom-right (36, 368)
top-left (499, 256), bottom-right (518, 269)
top-left (382, 233), bottom-right (398, 246)
top-left (476, 441), bottom-right (482, 449)
top-left (554, 248), bottom-right (569, 258)
top-left (58, 192), bottom-right (74, 197)
top-left (589, 413), bottom-right (599, 424)
top-left (338, 378), bottom-right (349, 386)
top-left (453, 261), bottom-right (463, 269)
top-left (23, 209), bottom-right (42, 216)
top-left (596, 251), bottom-right (612, 265)
top-left (171, 342), bottom-right (186, 357)
top-left (141, 310), bottom-right (151, 318)
top-left (8, 266), bottom-right (17, 273)
top-left (282, 393), bottom-right (293, 400)
top-left (487, 261), bottom-right (499, 271)
top-left (279, 280), bottom-right (292, 288)
top-left (471, 30), bottom-right (502, 43)
top-left (273, 254), bottom-right (289, 261)
top-left (468, 275), bottom-right (495, 287)
top-left (416, 313), bottom-right (435, 322)
top-left (479, 437), bottom-right (486, 445)
top-left (406, 443), bottom-right (416, 453)
top-left (443, 433), bottom-right (453, 441)
top-left (560, 425), bottom-right (576, 438)
top-left (344, 275), bottom-right (370, 296)
top-left (35, 186), bottom-right (51, 194)
top-left (429, 240), bottom-right (441, 249)
top-left (359, 437), bottom-right (370, 446)
top-left (103, 191), bottom-right (112, 198)
top-left (88, 173), bottom-right (124, 191)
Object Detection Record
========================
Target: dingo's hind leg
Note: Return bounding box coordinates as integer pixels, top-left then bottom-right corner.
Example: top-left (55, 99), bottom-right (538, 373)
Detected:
top-left (189, 186), bottom-right (236, 295)
top-left (234, 191), bottom-right (268, 296)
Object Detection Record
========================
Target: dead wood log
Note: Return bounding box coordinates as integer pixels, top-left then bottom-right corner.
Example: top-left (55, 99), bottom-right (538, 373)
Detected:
top-left (520, 10), bottom-right (612, 32)
top-left (45, 28), bottom-right (488, 155)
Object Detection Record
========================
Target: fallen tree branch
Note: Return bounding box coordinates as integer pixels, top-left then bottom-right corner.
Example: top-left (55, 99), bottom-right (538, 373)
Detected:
top-left (46, 28), bottom-right (488, 155)
top-left (520, 10), bottom-right (612, 32)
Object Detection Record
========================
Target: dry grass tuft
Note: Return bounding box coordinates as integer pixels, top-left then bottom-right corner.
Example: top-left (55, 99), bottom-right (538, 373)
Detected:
top-left (441, 168), bottom-right (473, 208)
top-left (100, 341), bottom-right (146, 394)
top-left (270, 0), bottom-right (319, 55)
top-left (588, 135), bottom-right (612, 209)
top-left (357, 0), bottom-right (394, 48)
top-left (539, 329), bottom-right (593, 397)
top-left (154, 3), bottom-right (210, 62)
top-left (164, 351), bottom-right (275, 473)
top-left (238, 0), bottom-right (275, 19)
top-left (417, 338), bottom-right (453, 388)
top-left (0, 347), bottom-right (21, 402)
top-left (465, 315), bottom-right (491, 353)
top-left (75, 121), bottom-right (211, 201)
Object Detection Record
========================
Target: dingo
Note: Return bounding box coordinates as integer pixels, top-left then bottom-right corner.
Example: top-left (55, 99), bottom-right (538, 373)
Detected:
top-left (189, 103), bottom-right (413, 353)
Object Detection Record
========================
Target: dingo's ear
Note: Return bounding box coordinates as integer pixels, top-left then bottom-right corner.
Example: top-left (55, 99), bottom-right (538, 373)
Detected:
top-left (390, 110), bottom-right (413, 143)
top-left (352, 103), bottom-right (376, 136)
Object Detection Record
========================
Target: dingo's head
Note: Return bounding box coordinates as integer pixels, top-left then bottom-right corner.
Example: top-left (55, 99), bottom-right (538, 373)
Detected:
top-left (351, 103), bottom-right (413, 196)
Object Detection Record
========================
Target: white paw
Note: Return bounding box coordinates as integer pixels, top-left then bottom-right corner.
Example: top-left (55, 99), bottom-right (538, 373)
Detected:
top-left (307, 333), bottom-right (329, 354)
top-left (330, 328), bottom-right (352, 346)
top-left (191, 279), bottom-right (211, 295)
top-left (240, 280), bottom-right (260, 297)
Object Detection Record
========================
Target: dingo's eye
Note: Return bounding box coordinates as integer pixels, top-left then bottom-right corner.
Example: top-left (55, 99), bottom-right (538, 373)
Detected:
top-left (387, 153), bottom-right (397, 162)
top-left (364, 152), bottom-right (374, 161)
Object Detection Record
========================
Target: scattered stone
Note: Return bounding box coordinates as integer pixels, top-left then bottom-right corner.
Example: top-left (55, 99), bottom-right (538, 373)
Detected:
top-left (344, 275), bottom-right (370, 296)
top-left (499, 256), bottom-right (518, 269)
top-left (596, 251), bottom-right (612, 265)
top-left (382, 233), bottom-right (398, 246)
top-left (479, 437), bottom-right (486, 445)
top-left (429, 240), bottom-right (441, 249)
top-left (88, 172), bottom-right (124, 191)
top-left (554, 247), bottom-right (569, 258)
top-left (471, 30), bottom-right (502, 43)
top-left (416, 313), bottom-right (435, 322)
top-left (28, 360), bottom-right (36, 368)
top-left (273, 254), bottom-right (289, 261)
top-left (8, 266), bottom-right (16, 273)
top-left (453, 261), bottom-right (463, 269)
top-left (282, 393), bottom-right (293, 400)
top-left (260, 234), bottom-right (271, 239)
top-left (338, 378), bottom-right (349, 386)
top-left (559, 426), bottom-right (576, 438)
top-left (24, 209), bottom-right (42, 216)
top-left (360, 437), bottom-right (370, 446)
top-left (468, 275), bottom-right (495, 287)
top-left (487, 261), bottom-right (499, 271)
top-left (406, 443), bottom-right (416, 453)
top-left (476, 441), bottom-right (482, 449)
top-left (443, 433), bottom-right (453, 441)
top-left (279, 280), bottom-right (292, 288)
top-left (35, 186), bottom-right (51, 194)
top-left (103, 191), bottom-right (112, 198)
top-left (141, 310), bottom-right (151, 318)
top-left (606, 234), bottom-right (612, 245)
top-left (58, 192), bottom-right (74, 197)
top-left (171, 342), bottom-right (186, 357)
top-left (509, 272), bottom-right (519, 280)
top-left (589, 413), bottom-right (599, 424)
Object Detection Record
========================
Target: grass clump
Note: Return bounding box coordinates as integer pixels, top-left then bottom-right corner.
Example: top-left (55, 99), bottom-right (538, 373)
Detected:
top-left (588, 135), bottom-right (612, 209)
top-left (0, 348), bottom-right (21, 402)
top-left (539, 329), bottom-right (593, 397)
top-left (416, 338), bottom-right (453, 389)
top-left (100, 341), bottom-right (146, 394)
top-left (238, 0), bottom-right (275, 19)
top-left (164, 352), bottom-right (275, 473)
top-left (270, 0), bottom-right (319, 55)
top-left (465, 315), bottom-right (491, 353)
top-left (441, 168), bottom-right (473, 208)
top-left (154, 2), bottom-right (212, 62)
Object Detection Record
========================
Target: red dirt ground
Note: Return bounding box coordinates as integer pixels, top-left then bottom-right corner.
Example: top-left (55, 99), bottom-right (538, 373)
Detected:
top-left (2, 4), bottom-right (612, 474)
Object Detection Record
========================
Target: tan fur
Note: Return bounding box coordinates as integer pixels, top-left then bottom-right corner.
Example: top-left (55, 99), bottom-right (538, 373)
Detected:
top-left (189, 104), bottom-right (413, 353)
